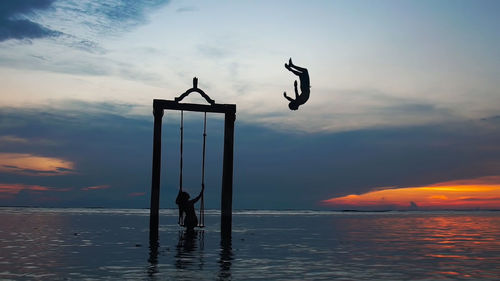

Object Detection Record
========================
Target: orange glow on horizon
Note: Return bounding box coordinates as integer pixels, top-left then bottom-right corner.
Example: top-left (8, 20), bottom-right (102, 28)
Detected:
top-left (322, 176), bottom-right (500, 209)
top-left (0, 153), bottom-right (75, 176)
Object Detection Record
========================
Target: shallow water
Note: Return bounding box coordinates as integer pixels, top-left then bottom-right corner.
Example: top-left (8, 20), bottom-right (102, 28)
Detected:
top-left (1, 208), bottom-right (499, 280)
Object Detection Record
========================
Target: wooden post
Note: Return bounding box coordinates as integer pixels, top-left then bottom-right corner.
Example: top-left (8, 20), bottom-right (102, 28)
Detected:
top-left (221, 111), bottom-right (235, 238)
top-left (149, 103), bottom-right (163, 241)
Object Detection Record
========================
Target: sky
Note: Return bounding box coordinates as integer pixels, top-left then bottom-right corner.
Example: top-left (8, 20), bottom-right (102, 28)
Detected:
top-left (0, 0), bottom-right (499, 210)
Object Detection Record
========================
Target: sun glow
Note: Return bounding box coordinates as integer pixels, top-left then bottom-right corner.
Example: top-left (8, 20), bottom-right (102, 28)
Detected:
top-left (321, 176), bottom-right (500, 209)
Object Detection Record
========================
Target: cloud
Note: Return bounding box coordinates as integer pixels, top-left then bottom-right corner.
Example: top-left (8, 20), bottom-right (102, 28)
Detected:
top-left (35, 0), bottom-right (171, 49)
top-left (0, 153), bottom-right (75, 176)
top-left (0, 135), bottom-right (28, 144)
top-left (1, 101), bottom-right (500, 209)
top-left (0, 0), bottom-right (171, 83)
top-left (321, 176), bottom-right (500, 210)
top-left (81, 185), bottom-right (110, 191)
top-left (0, 183), bottom-right (71, 199)
top-left (0, 0), bottom-right (59, 41)
top-left (242, 87), bottom-right (457, 133)
top-left (1, 1), bottom-right (499, 136)
top-left (430, 176), bottom-right (500, 187)
top-left (0, 135), bottom-right (58, 148)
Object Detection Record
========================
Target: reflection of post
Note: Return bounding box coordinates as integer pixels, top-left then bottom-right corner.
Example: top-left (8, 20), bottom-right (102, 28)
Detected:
top-left (221, 111), bottom-right (235, 238)
top-left (218, 234), bottom-right (233, 280)
top-left (148, 238), bottom-right (159, 277)
top-left (150, 104), bottom-right (163, 241)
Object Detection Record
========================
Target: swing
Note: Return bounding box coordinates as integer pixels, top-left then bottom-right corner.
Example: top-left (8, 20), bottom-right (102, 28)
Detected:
top-left (177, 110), bottom-right (206, 228)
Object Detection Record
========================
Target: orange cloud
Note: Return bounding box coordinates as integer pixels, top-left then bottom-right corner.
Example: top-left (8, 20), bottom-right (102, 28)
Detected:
top-left (0, 183), bottom-right (72, 199)
top-left (0, 153), bottom-right (75, 176)
top-left (321, 176), bottom-right (500, 209)
top-left (81, 185), bottom-right (110, 191)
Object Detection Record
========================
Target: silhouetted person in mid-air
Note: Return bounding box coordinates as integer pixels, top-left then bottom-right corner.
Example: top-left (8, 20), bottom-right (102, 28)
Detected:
top-left (284, 58), bottom-right (310, 110)
top-left (176, 186), bottom-right (204, 231)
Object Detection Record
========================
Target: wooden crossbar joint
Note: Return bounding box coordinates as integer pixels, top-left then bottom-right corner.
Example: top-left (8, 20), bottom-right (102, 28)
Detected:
top-left (174, 77), bottom-right (216, 105)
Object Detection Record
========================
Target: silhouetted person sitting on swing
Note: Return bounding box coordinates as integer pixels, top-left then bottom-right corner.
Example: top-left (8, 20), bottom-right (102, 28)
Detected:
top-left (176, 185), bottom-right (204, 231)
top-left (284, 58), bottom-right (310, 110)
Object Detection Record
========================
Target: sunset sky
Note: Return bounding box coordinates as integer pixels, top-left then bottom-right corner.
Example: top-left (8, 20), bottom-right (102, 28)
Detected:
top-left (1, 0), bottom-right (499, 209)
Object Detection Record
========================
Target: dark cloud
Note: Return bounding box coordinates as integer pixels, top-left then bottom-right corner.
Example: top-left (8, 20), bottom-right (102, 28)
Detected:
top-left (98, 0), bottom-right (169, 23)
top-left (0, 1), bottom-right (54, 17)
top-left (2, 165), bottom-right (61, 176)
top-left (0, 0), bottom-right (171, 46)
top-left (0, 102), bottom-right (499, 209)
top-left (56, 167), bottom-right (75, 173)
top-left (50, 0), bottom-right (170, 43)
top-left (234, 117), bottom-right (500, 209)
top-left (0, 0), bottom-right (59, 41)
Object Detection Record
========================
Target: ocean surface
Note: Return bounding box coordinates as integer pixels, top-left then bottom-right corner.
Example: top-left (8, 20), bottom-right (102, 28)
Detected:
top-left (1, 208), bottom-right (499, 280)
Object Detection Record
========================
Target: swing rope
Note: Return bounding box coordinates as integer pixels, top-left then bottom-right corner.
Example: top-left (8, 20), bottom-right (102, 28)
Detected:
top-left (179, 110), bottom-right (184, 192)
top-left (178, 110), bottom-right (184, 225)
top-left (199, 112), bottom-right (207, 227)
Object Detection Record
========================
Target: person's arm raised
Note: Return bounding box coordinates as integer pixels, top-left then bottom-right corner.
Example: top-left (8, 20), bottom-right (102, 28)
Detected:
top-left (192, 184), bottom-right (204, 203)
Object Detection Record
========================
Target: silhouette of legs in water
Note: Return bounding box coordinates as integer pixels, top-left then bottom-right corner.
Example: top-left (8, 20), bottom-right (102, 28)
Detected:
top-left (284, 58), bottom-right (310, 110)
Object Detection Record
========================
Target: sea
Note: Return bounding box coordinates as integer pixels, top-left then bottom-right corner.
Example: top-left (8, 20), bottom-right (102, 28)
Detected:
top-left (0, 208), bottom-right (499, 280)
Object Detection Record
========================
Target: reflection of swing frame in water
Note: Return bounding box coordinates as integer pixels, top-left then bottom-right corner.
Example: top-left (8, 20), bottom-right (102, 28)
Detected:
top-left (149, 77), bottom-right (236, 241)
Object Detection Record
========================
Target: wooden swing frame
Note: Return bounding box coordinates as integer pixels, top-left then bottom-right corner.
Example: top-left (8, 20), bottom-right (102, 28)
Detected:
top-left (149, 77), bottom-right (236, 241)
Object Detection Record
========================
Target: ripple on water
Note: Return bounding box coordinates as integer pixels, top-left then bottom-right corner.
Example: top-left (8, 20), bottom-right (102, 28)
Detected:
top-left (0, 209), bottom-right (499, 280)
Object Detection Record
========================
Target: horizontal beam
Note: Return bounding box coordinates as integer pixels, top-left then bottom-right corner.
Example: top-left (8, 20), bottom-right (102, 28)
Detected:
top-left (154, 99), bottom-right (236, 114)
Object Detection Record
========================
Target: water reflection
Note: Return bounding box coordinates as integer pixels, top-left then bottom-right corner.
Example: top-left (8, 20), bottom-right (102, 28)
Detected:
top-left (218, 235), bottom-right (233, 281)
top-left (0, 211), bottom-right (69, 279)
top-left (337, 214), bottom-right (500, 279)
top-left (147, 238), bottom-right (159, 279)
top-left (2, 208), bottom-right (499, 280)
top-left (175, 230), bottom-right (205, 270)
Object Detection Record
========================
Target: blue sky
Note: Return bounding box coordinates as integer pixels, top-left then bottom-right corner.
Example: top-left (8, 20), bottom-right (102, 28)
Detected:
top-left (0, 0), bottom-right (499, 209)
